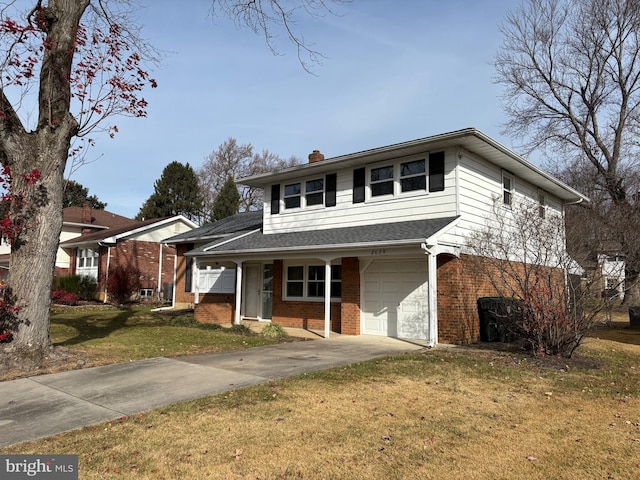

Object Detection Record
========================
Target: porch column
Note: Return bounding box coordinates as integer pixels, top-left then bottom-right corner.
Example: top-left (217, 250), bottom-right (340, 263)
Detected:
top-left (427, 251), bottom-right (438, 346)
top-left (193, 257), bottom-right (200, 305)
top-left (324, 260), bottom-right (331, 338)
top-left (234, 261), bottom-right (243, 325)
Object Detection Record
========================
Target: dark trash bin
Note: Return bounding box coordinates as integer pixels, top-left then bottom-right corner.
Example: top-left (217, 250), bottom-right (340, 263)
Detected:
top-left (629, 307), bottom-right (640, 328)
top-left (477, 297), bottom-right (521, 342)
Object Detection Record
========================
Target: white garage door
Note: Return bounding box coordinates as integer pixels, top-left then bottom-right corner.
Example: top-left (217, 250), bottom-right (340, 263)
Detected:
top-left (362, 258), bottom-right (429, 339)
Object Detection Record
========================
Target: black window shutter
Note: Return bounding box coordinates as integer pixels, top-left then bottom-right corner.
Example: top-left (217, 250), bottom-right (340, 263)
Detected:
top-left (184, 243), bottom-right (194, 292)
top-left (326, 173), bottom-right (337, 207)
top-left (353, 168), bottom-right (365, 203)
top-left (429, 152), bottom-right (445, 192)
top-left (270, 184), bottom-right (281, 214)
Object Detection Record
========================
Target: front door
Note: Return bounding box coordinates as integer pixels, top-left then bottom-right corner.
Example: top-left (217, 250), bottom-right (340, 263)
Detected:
top-left (243, 264), bottom-right (273, 320)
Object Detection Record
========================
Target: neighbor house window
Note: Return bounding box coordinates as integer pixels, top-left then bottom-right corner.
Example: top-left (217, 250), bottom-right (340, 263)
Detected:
top-left (400, 159), bottom-right (426, 193)
top-left (285, 263), bottom-right (342, 300)
top-left (77, 248), bottom-right (98, 268)
top-left (502, 173), bottom-right (514, 206)
top-left (140, 289), bottom-right (155, 299)
top-left (305, 179), bottom-right (324, 206)
top-left (370, 165), bottom-right (394, 197)
top-left (284, 183), bottom-right (301, 209)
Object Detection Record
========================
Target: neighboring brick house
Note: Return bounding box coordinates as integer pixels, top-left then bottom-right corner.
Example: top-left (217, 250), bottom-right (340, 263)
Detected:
top-left (165, 128), bottom-right (588, 345)
top-left (58, 209), bottom-right (197, 302)
top-left (0, 204), bottom-right (139, 282)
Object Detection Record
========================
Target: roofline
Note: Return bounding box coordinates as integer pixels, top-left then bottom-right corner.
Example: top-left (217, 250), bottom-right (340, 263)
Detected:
top-left (63, 221), bottom-right (109, 230)
top-left (61, 215), bottom-right (198, 248)
top-left (187, 237), bottom-right (429, 257)
top-left (238, 128), bottom-right (589, 204)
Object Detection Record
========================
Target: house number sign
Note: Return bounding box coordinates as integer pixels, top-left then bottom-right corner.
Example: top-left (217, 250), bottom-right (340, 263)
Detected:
top-left (370, 249), bottom-right (386, 256)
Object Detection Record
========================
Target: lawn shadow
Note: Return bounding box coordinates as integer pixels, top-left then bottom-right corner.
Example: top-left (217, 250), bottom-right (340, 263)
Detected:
top-left (52, 307), bottom-right (160, 347)
top-left (590, 321), bottom-right (640, 346)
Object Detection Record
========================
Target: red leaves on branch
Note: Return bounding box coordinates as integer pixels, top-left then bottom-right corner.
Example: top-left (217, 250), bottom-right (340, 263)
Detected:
top-left (1, 11), bottom-right (156, 136)
top-left (0, 166), bottom-right (42, 246)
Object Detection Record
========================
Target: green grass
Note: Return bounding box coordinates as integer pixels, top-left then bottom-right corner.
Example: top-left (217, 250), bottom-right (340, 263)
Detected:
top-left (1, 305), bottom-right (285, 380)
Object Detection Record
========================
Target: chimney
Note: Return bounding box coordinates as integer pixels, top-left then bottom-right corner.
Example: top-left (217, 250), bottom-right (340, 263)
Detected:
top-left (82, 202), bottom-right (92, 224)
top-left (308, 149), bottom-right (324, 163)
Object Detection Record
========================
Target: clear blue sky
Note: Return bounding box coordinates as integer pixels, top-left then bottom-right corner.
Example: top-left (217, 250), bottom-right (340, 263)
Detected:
top-left (70, 0), bottom-right (519, 218)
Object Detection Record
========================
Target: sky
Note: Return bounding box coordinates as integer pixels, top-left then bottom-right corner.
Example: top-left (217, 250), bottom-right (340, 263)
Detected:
top-left (67, 0), bottom-right (520, 219)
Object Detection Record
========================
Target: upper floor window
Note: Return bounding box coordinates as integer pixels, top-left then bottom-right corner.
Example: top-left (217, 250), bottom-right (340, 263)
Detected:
top-left (305, 179), bottom-right (324, 206)
top-left (284, 183), bottom-right (301, 209)
top-left (370, 165), bottom-right (394, 197)
top-left (502, 173), bottom-right (514, 206)
top-left (400, 159), bottom-right (426, 193)
top-left (272, 173), bottom-right (337, 213)
top-left (538, 192), bottom-right (546, 218)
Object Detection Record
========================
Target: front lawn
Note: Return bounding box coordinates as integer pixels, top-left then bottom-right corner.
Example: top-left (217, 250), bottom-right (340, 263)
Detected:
top-left (1, 319), bottom-right (639, 479)
top-left (0, 305), bottom-right (285, 381)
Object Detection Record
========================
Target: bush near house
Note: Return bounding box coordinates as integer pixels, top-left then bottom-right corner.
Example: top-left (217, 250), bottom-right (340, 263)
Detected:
top-left (105, 265), bottom-right (142, 305)
top-left (51, 290), bottom-right (81, 306)
top-left (53, 275), bottom-right (97, 300)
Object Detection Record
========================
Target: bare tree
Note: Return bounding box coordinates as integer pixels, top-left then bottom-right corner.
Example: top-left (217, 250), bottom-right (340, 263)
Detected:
top-left (495, 0), bottom-right (640, 302)
top-left (198, 137), bottom-right (299, 222)
top-left (467, 198), bottom-right (607, 357)
top-left (210, 0), bottom-right (350, 73)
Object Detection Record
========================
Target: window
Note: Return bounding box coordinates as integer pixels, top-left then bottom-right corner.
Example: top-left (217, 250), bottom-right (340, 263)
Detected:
top-left (538, 192), bottom-right (546, 218)
top-left (286, 266), bottom-right (304, 297)
top-left (305, 179), bottom-right (324, 206)
top-left (140, 289), bottom-right (155, 299)
top-left (370, 165), bottom-right (394, 197)
top-left (400, 159), bottom-right (426, 193)
top-left (284, 183), bottom-right (301, 209)
top-left (502, 173), bottom-right (513, 206)
top-left (285, 263), bottom-right (342, 300)
top-left (77, 248), bottom-right (98, 268)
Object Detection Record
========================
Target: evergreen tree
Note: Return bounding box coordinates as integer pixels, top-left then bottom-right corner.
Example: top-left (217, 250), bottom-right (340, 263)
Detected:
top-left (211, 176), bottom-right (240, 222)
top-left (63, 180), bottom-right (107, 209)
top-left (136, 161), bottom-right (203, 222)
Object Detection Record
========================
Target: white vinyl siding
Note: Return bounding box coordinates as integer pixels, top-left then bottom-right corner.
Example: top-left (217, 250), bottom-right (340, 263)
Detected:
top-left (263, 150), bottom-right (457, 234)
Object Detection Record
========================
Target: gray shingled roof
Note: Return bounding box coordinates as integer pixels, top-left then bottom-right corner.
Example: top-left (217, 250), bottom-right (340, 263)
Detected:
top-left (187, 216), bottom-right (459, 256)
top-left (165, 211), bottom-right (263, 243)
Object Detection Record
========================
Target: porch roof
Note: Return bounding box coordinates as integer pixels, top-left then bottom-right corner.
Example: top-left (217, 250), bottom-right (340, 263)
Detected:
top-left (186, 216), bottom-right (460, 257)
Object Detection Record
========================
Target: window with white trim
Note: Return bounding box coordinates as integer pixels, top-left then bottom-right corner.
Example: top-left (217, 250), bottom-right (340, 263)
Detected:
top-left (538, 192), bottom-right (546, 218)
top-left (370, 165), bottom-right (394, 197)
top-left (284, 183), bottom-right (301, 209)
top-left (284, 263), bottom-right (342, 301)
top-left (502, 173), bottom-right (514, 206)
top-left (305, 178), bottom-right (324, 206)
top-left (77, 248), bottom-right (99, 268)
top-left (400, 159), bottom-right (426, 193)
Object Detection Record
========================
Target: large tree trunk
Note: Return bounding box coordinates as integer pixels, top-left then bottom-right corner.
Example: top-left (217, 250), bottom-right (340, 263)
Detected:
top-left (0, 0), bottom-right (89, 356)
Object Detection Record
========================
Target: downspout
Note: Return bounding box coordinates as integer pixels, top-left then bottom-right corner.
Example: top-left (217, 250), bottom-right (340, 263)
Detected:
top-left (234, 261), bottom-right (243, 325)
top-left (172, 249), bottom-right (177, 308)
top-left (157, 243), bottom-right (163, 300)
top-left (421, 243), bottom-right (438, 348)
top-left (101, 243), bottom-right (111, 304)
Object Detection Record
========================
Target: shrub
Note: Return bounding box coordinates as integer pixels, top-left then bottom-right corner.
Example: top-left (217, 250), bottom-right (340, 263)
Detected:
top-left (53, 275), bottom-right (97, 300)
top-left (228, 324), bottom-right (253, 335)
top-left (260, 322), bottom-right (289, 338)
top-left (105, 265), bottom-right (141, 305)
top-left (52, 290), bottom-right (80, 306)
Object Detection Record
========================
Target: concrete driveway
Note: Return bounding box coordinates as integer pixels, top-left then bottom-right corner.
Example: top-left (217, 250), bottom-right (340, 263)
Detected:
top-left (0, 336), bottom-right (424, 448)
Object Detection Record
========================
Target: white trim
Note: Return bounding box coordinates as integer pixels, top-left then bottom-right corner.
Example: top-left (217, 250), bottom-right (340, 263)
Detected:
top-left (203, 229), bottom-right (261, 252)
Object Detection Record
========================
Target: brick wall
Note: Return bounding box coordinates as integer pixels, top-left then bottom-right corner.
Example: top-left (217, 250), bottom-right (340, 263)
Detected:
top-left (340, 257), bottom-right (360, 335)
top-left (195, 293), bottom-right (235, 323)
top-left (174, 243), bottom-right (195, 308)
top-left (271, 260), bottom-right (343, 332)
top-left (436, 253), bottom-right (566, 344)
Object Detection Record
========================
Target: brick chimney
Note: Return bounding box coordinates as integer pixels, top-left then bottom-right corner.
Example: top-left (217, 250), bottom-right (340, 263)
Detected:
top-left (308, 149), bottom-right (324, 163)
top-left (81, 203), bottom-right (92, 234)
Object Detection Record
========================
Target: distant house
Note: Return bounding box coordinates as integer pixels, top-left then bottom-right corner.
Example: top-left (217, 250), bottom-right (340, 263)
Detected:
top-left (578, 241), bottom-right (626, 300)
top-left (1, 204), bottom-right (197, 302)
top-left (165, 128), bottom-right (589, 345)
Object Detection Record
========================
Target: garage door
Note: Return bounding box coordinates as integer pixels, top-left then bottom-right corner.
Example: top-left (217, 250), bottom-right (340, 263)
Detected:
top-left (362, 258), bottom-right (429, 339)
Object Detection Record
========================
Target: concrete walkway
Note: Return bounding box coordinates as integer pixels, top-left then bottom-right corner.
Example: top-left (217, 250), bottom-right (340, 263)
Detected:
top-left (0, 335), bottom-right (424, 448)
